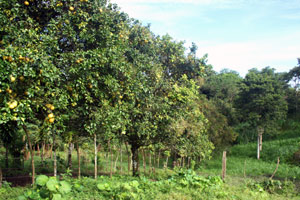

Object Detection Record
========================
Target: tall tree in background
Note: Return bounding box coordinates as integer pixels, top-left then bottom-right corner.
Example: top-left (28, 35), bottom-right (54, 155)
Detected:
top-left (281, 60), bottom-right (300, 115)
top-left (236, 67), bottom-right (287, 159)
top-left (200, 69), bottom-right (242, 147)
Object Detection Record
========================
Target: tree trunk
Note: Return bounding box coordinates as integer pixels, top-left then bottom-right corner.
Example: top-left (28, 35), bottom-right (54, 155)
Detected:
top-left (120, 144), bottom-right (123, 174)
top-left (22, 125), bottom-right (35, 184)
top-left (94, 134), bottom-right (97, 179)
top-left (125, 142), bottom-right (131, 175)
top-left (110, 142), bottom-right (113, 178)
top-left (222, 151), bottom-right (227, 181)
top-left (260, 134), bottom-right (263, 151)
top-left (257, 134), bottom-right (260, 160)
top-left (50, 144), bottom-right (53, 159)
top-left (164, 156), bottom-right (169, 169)
top-left (76, 142), bottom-right (81, 178)
top-left (41, 141), bottom-right (45, 166)
top-left (142, 149), bottom-right (146, 175)
top-left (153, 152), bottom-right (156, 173)
top-left (114, 148), bottom-right (119, 172)
top-left (148, 151), bottom-right (152, 174)
top-left (157, 150), bottom-right (161, 168)
top-left (37, 144), bottom-right (40, 156)
top-left (45, 143), bottom-right (49, 158)
top-left (53, 131), bottom-right (57, 177)
top-left (257, 126), bottom-right (264, 159)
top-left (187, 157), bottom-right (191, 168)
top-left (152, 152), bottom-right (156, 174)
top-left (131, 145), bottom-right (139, 176)
top-left (67, 143), bottom-right (73, 169)
top-left (97, 144), bottom-right (101, 152)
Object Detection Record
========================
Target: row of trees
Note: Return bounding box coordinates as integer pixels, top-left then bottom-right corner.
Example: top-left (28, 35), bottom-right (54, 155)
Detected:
top-left (0, 0), bottom-right (213, 182)
top-left (0, 0), bottom-right (298, 183)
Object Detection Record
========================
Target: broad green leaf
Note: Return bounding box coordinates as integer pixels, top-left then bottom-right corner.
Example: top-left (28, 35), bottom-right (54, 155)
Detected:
top-left (46, 178), bottom-right (59, 192)
top-left (17, 196), bottom-right (26, 200)
top-left (36, 175), bottom-right (49, 186)
top-left (59, 181), bottom-right (71, 194)
top-left (52, 193), bottom-right (62, 200)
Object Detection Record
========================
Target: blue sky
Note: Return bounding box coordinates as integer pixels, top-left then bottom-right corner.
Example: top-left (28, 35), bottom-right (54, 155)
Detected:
top-left (111, 0), bottom-right (300, 76)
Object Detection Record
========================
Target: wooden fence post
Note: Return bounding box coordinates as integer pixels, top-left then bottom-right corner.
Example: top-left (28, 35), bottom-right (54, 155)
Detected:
top-left (222, 151), bottom-right (227, 181)
top-left (257, 134), bottom-right (260, 160)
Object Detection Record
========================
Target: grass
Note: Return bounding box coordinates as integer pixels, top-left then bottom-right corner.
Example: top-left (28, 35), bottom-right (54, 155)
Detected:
top-left (199, 132), bottom-right (300, 180)
top-left (229, 137), bottom-right (300, 163)
top-left (199, 156), bottom-right (300, 179)
top-left (1, 171), bottom-right (299, 200)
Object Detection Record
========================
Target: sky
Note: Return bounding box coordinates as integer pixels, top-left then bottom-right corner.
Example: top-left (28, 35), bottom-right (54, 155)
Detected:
top-left (110, 0), bottom-right (300, 76)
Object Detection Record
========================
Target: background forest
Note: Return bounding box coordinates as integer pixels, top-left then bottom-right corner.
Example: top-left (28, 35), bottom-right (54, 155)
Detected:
top-left (0, 0), bottom-right (300, 199)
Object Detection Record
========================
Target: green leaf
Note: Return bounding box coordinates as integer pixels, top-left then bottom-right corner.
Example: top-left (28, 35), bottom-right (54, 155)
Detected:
top-left (17, 196), bottom-right (26, 200)
top-left (59, 181), bottom-right (71, 194)
top-left (97, 183), bottom-right (106, 191)
top-left (52, 193), bottom-right (62, 200)
top-left (130, 180), bottom-right (139, 188)
top-left (36, 175), bottom-right (49, 186)
top-left (123, 183), bottom-right (131, 191)
top-left (97, 183), bottom-right (110, 191)
top-left (46, 178), bottom-right (59, 192)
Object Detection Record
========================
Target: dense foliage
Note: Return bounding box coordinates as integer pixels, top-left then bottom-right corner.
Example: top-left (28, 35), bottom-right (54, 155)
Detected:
top-left (0, 0), bottom-right (213, 178)
top-left (0, 0), bottom-right (299, 193)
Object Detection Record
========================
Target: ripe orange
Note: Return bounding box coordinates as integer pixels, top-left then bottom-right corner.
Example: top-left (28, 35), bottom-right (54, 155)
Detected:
top-left (48, 113), bottom-right (54, 118)
top-left (10, 75), bottom-right (16, 82)
top-left (6, 88), bottom-right (12, 94)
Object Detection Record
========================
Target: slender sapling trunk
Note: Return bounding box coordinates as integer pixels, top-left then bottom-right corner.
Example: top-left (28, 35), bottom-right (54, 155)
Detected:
top-left (76, 142), bottom-right (81, 178)
top-left (22, 125), bottom-right (35, 184)
top-left (125, 142), bottom-right (130, 174)
top-left (94, 134), bottom-right (97, 179)
top-left (110, 142), bottom-right (113, 178)
top-left (37, 144), bottom-right (40, 156)
top-left (53, 131), bottom-right (57, 177)
top-left (67, 142), bottom-right (73, 169)
top-left (131, 145), bottom-right (140, 176)
top-left (41, 141), bottom-right (45, 166)
top-left (114, 148), bottom-right (119, 172)
top-left (120, 144), bottom-right (123, 174)
top-left (157, 150), bottom-right (161, 168)
top-left (142, 149), bottom-right (146, 175)
top-left (148, 151), bottom-right (152, 174)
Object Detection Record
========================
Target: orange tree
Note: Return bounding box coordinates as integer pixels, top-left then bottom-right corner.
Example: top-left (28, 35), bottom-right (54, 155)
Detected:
top-left (114, 22), bottom-right (214, 175)
top-left (0, 0), bottom-right (69, 183)
top-left (40, 0), bottom-right (134, 178)
top-left (1, 0), bottom-right (214, 179)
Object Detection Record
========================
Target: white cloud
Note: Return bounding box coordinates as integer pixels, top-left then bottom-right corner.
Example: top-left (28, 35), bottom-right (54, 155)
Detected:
top-left (196, 32), bottom-right (300, 76)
